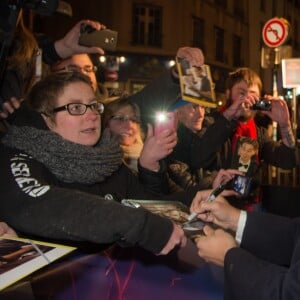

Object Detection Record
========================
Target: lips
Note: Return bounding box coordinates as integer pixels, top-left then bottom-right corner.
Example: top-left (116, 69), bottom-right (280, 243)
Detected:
top-left (120, 132), bottom-right (133, 137)
top-left (81, 127), bottom-right (97, 133)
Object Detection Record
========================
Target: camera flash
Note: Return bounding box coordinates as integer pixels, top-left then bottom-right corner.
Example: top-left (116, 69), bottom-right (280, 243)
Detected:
top-left (155, 112), bottom-right (168, 123)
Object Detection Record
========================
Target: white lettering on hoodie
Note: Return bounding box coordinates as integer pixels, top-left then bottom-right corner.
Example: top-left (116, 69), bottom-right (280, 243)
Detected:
top-left (10, 153), bottom-right (50, 197)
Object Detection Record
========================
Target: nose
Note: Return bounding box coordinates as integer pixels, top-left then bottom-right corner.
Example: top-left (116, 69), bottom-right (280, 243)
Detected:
top-left (195, 106), bottom-right (205, 117)
top-left (122, 119), bottom-right (136, 128)
top-left (85, 106), bottom-right (99, 119)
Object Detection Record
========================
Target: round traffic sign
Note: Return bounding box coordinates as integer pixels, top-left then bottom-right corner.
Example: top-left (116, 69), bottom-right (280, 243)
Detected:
top-left (262, 18), bottom-right (290, 48)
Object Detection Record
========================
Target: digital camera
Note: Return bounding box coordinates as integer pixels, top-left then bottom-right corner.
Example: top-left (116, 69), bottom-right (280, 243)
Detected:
top-left (251, 98), bottom-right (272, 111)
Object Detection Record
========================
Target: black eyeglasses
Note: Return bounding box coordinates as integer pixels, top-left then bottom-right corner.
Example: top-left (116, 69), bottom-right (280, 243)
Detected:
top-left (110, 115), bottom-right (140, 124)
top-left (53, 102), bottom-right (104, 115)
top-left (56, 65), bottom-right (97, 74)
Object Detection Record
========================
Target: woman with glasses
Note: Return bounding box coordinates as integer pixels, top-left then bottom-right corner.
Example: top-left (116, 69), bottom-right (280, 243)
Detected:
top-left (103, 98), bottom-right (240, 198)
top-left (104, 98), bottom-right (177, 174)
top-left (103, 98), bottom-right (144, 172)
top-left (0, 71), bottom-right (187, 255)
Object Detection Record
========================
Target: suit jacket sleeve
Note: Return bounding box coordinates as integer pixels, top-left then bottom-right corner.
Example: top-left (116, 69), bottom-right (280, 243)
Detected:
top-left (223, 212), bottom-right (300, 300)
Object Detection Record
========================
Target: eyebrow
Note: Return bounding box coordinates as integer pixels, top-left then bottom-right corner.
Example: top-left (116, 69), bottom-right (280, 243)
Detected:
top-left (237, 87), bottom-right (247, 93)
top-left (69, 64), bottom-right (92, 68)
top-left (65, 98), bottom-right (98, 103)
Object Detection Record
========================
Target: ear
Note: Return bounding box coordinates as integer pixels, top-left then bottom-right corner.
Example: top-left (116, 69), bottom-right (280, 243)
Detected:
top-left (41, 113), bottom-right (54, 130)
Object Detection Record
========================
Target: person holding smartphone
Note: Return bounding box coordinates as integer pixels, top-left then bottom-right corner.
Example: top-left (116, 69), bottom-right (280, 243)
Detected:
top-left (103, 97), bottom-right (177, 173)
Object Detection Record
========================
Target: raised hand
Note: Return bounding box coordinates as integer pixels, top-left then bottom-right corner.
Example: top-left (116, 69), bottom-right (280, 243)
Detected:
top-left (54, 19), bottom-right (106, 58)
top-left (139, 123), bottom-right (177, 171)
top-left (176, 47), bottom-right (204, 67)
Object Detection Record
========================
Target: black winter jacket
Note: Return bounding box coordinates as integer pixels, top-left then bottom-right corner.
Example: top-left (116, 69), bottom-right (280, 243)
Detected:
top-left (0, 143), bottom-right (186, 254)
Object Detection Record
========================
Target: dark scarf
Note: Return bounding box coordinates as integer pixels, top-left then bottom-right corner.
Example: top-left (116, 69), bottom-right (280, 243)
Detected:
top-left (2, 126), bottom-right (123, 184)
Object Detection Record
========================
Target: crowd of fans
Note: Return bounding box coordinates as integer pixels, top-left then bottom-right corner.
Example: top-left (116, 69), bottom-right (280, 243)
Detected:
top-left (0, 9), bottom-right (299, 300)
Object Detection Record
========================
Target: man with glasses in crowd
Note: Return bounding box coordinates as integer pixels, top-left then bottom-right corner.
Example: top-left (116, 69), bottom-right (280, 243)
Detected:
top-left (50, 53), bottom-right (109, 100)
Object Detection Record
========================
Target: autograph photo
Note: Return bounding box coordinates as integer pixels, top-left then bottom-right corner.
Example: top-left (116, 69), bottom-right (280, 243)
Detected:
top-left (176, 57), bottom-right (217, 108)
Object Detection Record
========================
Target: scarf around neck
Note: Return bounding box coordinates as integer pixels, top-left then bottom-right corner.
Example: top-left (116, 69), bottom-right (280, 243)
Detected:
top-left (2, 126), bottom-right (123, 184)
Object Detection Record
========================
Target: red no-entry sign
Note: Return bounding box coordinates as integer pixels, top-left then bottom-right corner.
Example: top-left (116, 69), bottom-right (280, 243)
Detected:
top-left (262, 18), bottom-right (290, 48)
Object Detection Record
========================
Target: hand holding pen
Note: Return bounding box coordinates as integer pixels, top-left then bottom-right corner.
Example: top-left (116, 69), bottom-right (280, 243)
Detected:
top-left (186, 182), bottom-right (231, 223)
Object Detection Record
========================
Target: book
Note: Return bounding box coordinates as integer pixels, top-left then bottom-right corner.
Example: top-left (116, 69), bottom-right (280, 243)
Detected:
top-left (0, 236), bottom-right (76, 291)
top-left (176, 57), bottom-right (217, 108)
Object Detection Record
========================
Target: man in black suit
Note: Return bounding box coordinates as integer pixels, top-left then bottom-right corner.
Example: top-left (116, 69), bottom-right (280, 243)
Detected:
top-left (190, 189), bottom-right (300, 299)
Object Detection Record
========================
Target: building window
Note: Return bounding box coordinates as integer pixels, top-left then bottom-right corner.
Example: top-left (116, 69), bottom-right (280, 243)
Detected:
top-left (192, 17), bottom-right (205, 50)
top-left (233, 35), bottom-right (242, 67)
top-left (132, 4), bottom-right (162, 47)
top-left (215, 0), bottom-right (227, 9)
top-left (234, 2), bottom-right (244, 19)
top-left (214, 26), bottom-right (224, 62)
top-left (260, 21), bottom-right (264, 49)
top-left (260, 0), bottom-right (266, 12)
top-left (294, 19), bottom-right (300, 50)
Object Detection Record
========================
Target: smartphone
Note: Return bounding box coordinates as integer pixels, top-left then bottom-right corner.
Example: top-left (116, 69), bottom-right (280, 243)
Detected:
top-left (231, 175), bottom-right (253, 197)
top-left (154, 111), bottom-right (178, 135)
top-left (79, 29), bottom-right (118, 51)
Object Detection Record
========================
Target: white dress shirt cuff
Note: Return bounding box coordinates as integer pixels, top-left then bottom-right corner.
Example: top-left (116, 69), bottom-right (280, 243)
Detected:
top-left (235, 210), bottom-right (247, 245)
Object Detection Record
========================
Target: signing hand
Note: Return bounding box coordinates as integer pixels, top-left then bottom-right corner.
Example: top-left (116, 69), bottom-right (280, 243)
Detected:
top-left (190, 191), bottom-right (241, 232)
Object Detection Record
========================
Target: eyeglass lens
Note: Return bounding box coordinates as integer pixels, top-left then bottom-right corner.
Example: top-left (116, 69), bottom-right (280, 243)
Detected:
top-left (60, 65), bottom-right (96, 73)
top-left (69, 103), bottom-right (103, 115)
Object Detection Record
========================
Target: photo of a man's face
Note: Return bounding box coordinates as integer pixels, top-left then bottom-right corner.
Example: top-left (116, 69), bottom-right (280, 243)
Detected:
top-left (238, 142), bottom-right (257, 164)
top-left (234, 137), bottom-right (259, 175)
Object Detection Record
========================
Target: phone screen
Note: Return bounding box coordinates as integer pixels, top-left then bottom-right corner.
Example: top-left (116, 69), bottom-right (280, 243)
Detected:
top-left (232, 175), bottom-right (252, 197)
